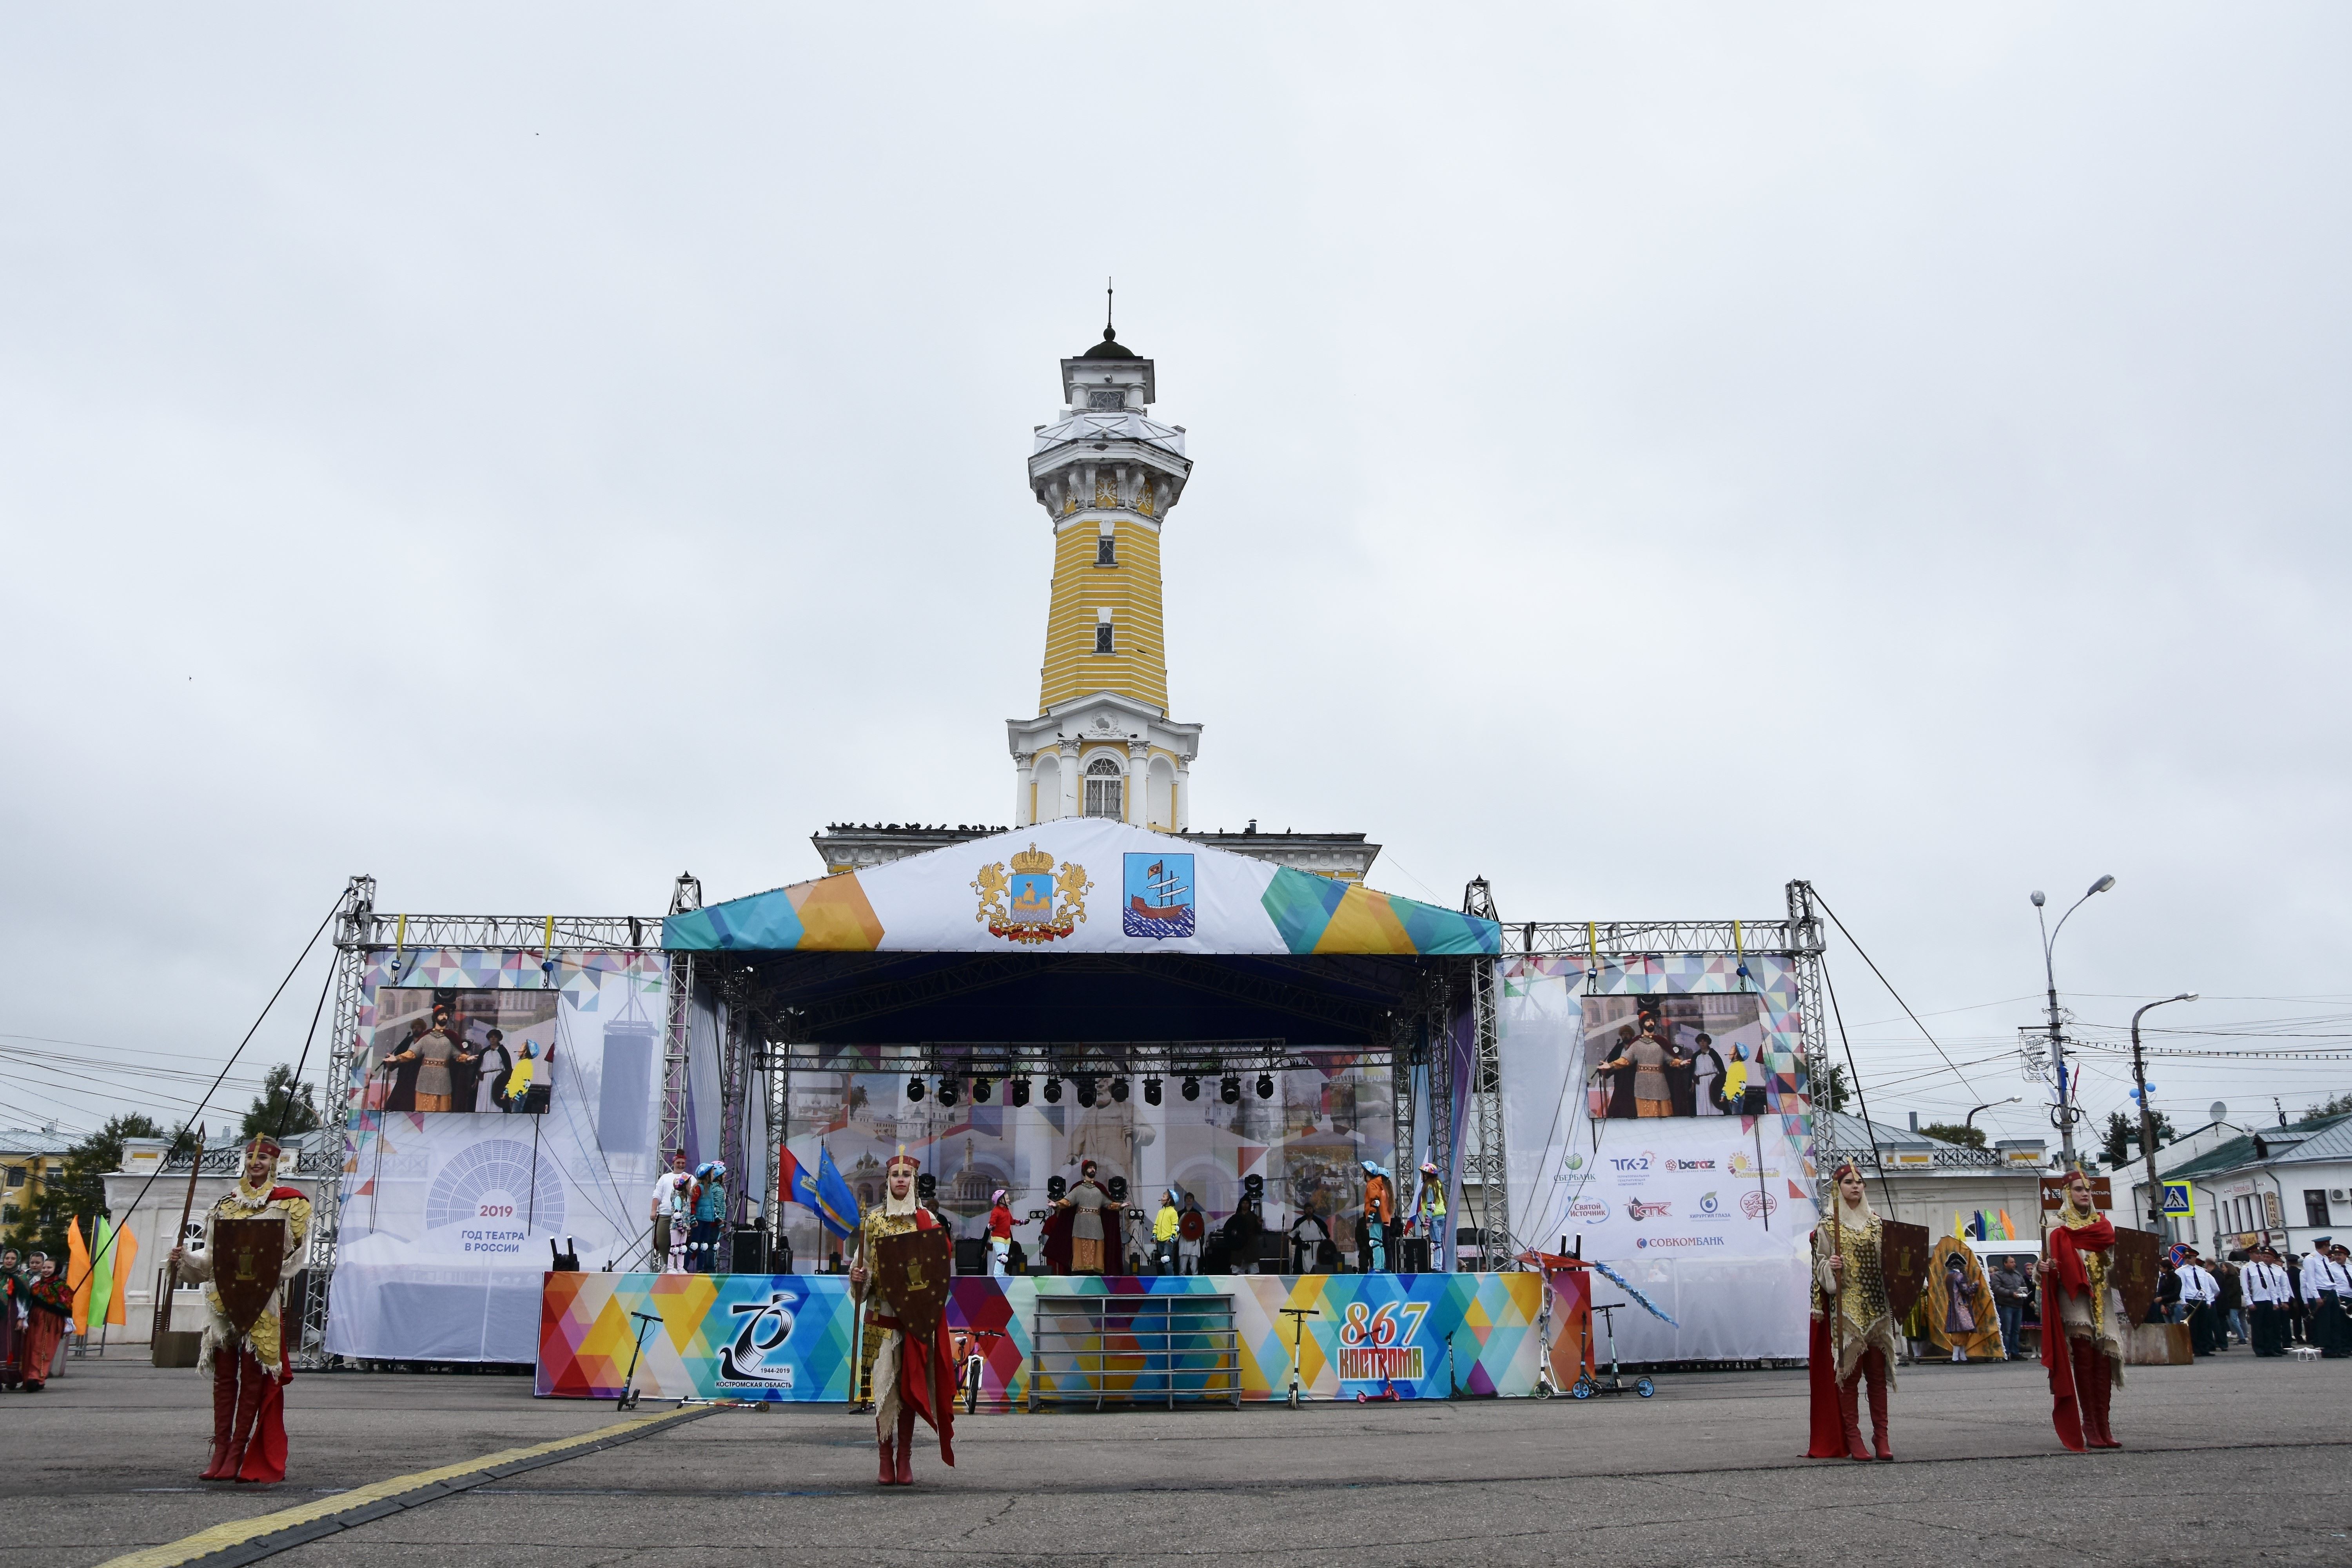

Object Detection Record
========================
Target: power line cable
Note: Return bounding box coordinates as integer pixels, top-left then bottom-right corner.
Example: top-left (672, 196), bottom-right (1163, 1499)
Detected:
top-left (1811, 889), bottom-right (1989, 1105)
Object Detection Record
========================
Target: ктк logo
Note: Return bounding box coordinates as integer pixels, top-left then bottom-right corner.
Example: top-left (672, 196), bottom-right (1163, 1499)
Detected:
top-left (1626, 1198), bottom-right (1671, 1221)
top-left (973, 845), bottom-right (1093, 945)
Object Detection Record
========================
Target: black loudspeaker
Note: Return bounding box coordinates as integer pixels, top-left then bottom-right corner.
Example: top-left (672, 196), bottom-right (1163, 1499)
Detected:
top-left (955, 1238), bottom-right (989, 1276)
top-left (1740, 1086), bottom-right (1769, 1116)
top-left (1106, 1176), bottom-right (1129, 1205)
top-left (1007, 1238), bottom-right (1029, 1274)
top-left (1398, 1238), bottom-right (1432, 1274)
top-left (1202, 1237), bottom-right (1230, 1276)
top-left (730, 1227), bottom-right (769, 1274)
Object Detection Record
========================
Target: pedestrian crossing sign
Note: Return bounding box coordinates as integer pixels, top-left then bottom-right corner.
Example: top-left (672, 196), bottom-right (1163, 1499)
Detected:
top-left (2160, 1180), bottom-right (2194, 1217)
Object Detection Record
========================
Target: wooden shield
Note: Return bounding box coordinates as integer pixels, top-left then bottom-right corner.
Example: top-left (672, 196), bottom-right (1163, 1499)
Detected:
top-left (2109, 1226), bottom-right (2161, 1325)
top-left (874, 1228), bottom-right (953, 1331)
top-left (212, 1217), bottom-right (287, 1336)
top-left (1878, 1221), bottom-right (1933, 1320)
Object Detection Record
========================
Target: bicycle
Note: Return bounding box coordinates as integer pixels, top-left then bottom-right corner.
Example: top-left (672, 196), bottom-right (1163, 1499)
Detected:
top-left (955, 1327), bottom-right (1006, 1415)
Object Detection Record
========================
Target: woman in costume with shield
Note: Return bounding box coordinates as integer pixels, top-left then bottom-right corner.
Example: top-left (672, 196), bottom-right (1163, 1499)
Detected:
top-left (1809, 1162), bottom-right (1898, 1461)
top-left (169, 1135), bottom-right (311, 1482)
top-left (2039, 1167), bottom-right (2125, 1452)
top-left (847, 1150), bottom-right (956, 1486)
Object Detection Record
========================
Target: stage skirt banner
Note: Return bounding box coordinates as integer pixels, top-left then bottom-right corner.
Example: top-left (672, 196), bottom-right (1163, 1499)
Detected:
top-left (326, 949), bottom-right (699, 1364)
top-left (661, 818), bottom-right (1500, 958)
top-left (537, 1272), bottom-right (1542, 1402)
top-left (1496, 954), bottom-right (1818, 1362)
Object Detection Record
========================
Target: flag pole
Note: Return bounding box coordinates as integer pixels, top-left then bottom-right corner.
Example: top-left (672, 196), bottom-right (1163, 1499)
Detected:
top-left (155, 1124), bottom-right (207, 1341)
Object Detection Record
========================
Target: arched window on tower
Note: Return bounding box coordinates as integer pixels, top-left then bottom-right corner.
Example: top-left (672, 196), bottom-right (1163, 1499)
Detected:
top-left (1084, 756), bottom-right (1123, 819)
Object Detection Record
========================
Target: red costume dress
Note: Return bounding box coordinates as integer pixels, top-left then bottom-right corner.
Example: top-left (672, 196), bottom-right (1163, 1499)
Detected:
top-left (1807, 1175), bottom-right (1898, 1462)
top-left (849, 1154), bottom-right (957, 1486)
top-left (18, 1263), bottom-right (72, 1392)
top-left (180, 1138), bottom-right (312, 1483)
top-left (2042, 1197), bottom-right (2124, 1452)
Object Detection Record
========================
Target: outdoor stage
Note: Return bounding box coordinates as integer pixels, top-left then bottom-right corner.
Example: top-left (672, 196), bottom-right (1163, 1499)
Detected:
top-left (536, 1269), bottom-right (1568, 1405)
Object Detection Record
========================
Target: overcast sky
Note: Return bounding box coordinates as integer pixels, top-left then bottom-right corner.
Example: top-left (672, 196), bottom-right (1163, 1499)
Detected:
top-left (3, 6), bottom-right (2347, 1152)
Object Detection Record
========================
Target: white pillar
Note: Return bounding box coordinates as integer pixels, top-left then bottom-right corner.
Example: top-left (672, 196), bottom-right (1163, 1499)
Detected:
top-left (1126, 742), bottom-right (1149, 826)
top-left (1173, 760), bottom-right (1191, 832)
top-left (1058, 740), bottom-right (1080, 820)
top-left (1013, 755), bottom-right (1032, 827)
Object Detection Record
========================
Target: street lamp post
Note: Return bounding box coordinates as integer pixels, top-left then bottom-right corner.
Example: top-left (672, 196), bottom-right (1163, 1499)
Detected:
top-left (2033, 875), bottom-right (2115, 1168)
top-left (2132, 993), bottom-right (2198, 1237)
top-left (1965, 1097), bottom-right (2020, 1130)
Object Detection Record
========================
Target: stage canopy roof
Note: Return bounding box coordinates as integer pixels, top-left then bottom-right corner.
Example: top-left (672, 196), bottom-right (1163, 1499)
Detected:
top-left (663, 820), bottom-right (1499, 1051)
top-left (662, 819), bottom-right (1499, 960)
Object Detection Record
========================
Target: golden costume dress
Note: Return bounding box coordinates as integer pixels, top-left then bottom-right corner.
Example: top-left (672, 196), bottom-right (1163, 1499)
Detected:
top-left (1808, 1203), bottom-right (1898, 1461)
top-left (179, 1142), bottom-right (310, 1483)
top-left (849, 1189), bottom-right (955, 1486)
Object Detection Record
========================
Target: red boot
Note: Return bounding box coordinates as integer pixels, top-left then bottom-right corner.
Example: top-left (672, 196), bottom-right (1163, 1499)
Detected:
top-left (1863, 1349), bottom-right (1893, 1460)
top-left (1837, 1372), bottom-right (1870, 1461)
top-left (201, 1356), bottom-right (238, 1480)
top-left (877, 1423), bottom-right (895, 1486)
top-left (894, 1406), bottom-right (917, 1485)
top-left (2081, 1342), bottom-right (2120, 1449)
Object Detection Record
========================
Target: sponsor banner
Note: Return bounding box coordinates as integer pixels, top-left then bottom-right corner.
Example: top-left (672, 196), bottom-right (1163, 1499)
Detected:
top-left (537, 1271), bottom-right (1543, 1402)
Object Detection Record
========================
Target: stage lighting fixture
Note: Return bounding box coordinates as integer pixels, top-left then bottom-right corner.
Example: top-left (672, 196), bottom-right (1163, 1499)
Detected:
top-left (1110, 1076), bottom-right (1129, 1103)
top-left (1044, 1077), bottom-right (1063, 1104)
top-left (938, 1078), bottom-right (958, 1107)
top-left (1255, 1073), bottom-right (1274, 1099)
top-left (971, 1077), bottom-right (992, 1103)
top-left (907, 1076), bottom-right (927, 1103)
top-left (1181, 1075), bottom-right (1200, 1102)
top-left (1076, 1076), bottom-right (1098, 1108)
top-left (917, 1172), bottom-right (938, 1201)
top-left (1009, 1076), bottom-right (1031, 1107)
top-left (1046, 1176), bottom-right (1067, 1201)
top-left (1220, 1075), bottom-right (1241, 1105)
top-left (1143, 1076), bottom-right (1162, 1106)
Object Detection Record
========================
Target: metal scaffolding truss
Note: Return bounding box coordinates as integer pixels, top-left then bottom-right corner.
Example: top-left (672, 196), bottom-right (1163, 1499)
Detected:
top-left (298, 875), bottom-right (377, 1367)
top-left (1460, 877), bottom-right (1508, 1267)
top-left (1505, 909), bottom-right (1822, 961)
top-left (346, 911), bottom-right (669, 952)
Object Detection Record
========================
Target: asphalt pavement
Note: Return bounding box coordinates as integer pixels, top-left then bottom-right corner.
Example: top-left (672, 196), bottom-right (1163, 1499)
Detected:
top-left (7, 1350), bottom-right (2348, 1567)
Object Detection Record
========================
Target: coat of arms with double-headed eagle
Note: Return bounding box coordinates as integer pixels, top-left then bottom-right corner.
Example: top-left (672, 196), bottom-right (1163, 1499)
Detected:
top-left (972, 844), bottom-right (1092, 944)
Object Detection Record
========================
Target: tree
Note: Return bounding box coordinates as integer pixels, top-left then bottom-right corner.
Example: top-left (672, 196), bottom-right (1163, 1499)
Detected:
top-left (2098, 1108), bottom-right (2179, 1168)
top-left (1918, 1122), bottom-right (1988, 1150)
top-left (2299, 1090), bottom-right (2352, 1124)
top-left (1814, 1062), bottom-right (1849, 1114)
top-left (241, 1063), bottom-right (321, 1142)
top-left (2, 1113), bottom-right (174, 1262)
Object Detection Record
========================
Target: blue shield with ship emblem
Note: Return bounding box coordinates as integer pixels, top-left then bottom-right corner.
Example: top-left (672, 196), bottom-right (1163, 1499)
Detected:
top-left (1008, 871), bottom-right (1055, 924)
top-left (1122, 853), bottom-right (1196, 938)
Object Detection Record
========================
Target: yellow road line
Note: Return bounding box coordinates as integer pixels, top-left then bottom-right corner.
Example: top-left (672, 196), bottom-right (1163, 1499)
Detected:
top-left (94, 1404), bottom-right (711, 1568)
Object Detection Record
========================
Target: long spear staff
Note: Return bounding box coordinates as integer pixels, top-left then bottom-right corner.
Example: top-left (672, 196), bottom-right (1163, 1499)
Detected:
top-left (153, 1124), bottom-right (205, 1341)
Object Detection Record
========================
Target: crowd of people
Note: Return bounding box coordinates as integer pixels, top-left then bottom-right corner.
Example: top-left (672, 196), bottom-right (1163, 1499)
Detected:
top-left (0, 1247), bottom-right (73, 1391)
top-left (2155, 1237), bottom-right (2352, 1358)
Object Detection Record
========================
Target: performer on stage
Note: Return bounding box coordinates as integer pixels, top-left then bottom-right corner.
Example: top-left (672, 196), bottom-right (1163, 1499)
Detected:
top-left (1599, 1012), bottom-right (1690, 1119)
top-left (1808, 1161), bottom-right (1897, 1461)
top-left (650, 1153), bottom-right (693, 1274)
top-left (168, 1135), bottom-right (311, 1482)
top-left (2038, 1167), bottom-right (2125, 1452)
top-left (1414, 1162), bottom-right (1448, 1271)
top-left (1361, 1161), bottom-right (1395, 1273)
top-left (391, 1008), bottom-right (468, 1113)
top-left (1054, 1160), bottom-right (1114, 1276)
top-left (846, 1151), bottom-right (955, 1486)
top-left (688, 1162), bottom-right (727, 1273)
top-left (986, 1189), bottom-right (1015, 1278)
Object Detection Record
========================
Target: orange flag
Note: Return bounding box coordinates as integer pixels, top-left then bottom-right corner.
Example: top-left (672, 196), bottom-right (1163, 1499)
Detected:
top-left (66, 1217), bottom-right (93, 1333)
top-left (106, 1225), bottom-right (138, 1326)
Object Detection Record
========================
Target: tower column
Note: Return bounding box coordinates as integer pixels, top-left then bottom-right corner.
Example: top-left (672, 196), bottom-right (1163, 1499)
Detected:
top-left (1014, 755), bottom-right (1034, 827)
top-left (1058, 739), bottom-right (1080, 820)
top-left (1174, 759), bottom-right (1191, 832)
top-left (1126, 741), bottom-right (1149, 826)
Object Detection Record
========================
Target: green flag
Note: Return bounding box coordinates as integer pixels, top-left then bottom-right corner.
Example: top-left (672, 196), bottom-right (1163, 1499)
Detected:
top-left (85, 1216), bottom-right (118, 1336)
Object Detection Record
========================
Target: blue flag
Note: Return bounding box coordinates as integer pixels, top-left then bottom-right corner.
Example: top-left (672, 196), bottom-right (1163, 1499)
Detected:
top-left (795, 1143), bottom-right (858, 1239)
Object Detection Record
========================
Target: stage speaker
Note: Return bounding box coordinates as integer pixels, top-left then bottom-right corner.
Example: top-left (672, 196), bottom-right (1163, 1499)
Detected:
top-left (730, 1227), bottom-right (769, 1274)
top-left (1398, 1238), bottom-right (1432, 1274)
top-left (955, 1238), bottom-right (988, 1276)
top-left (1740, 1086), bottom-right (1769, 1116)
top-left (598, 1020), bottom-right (659, 1158)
